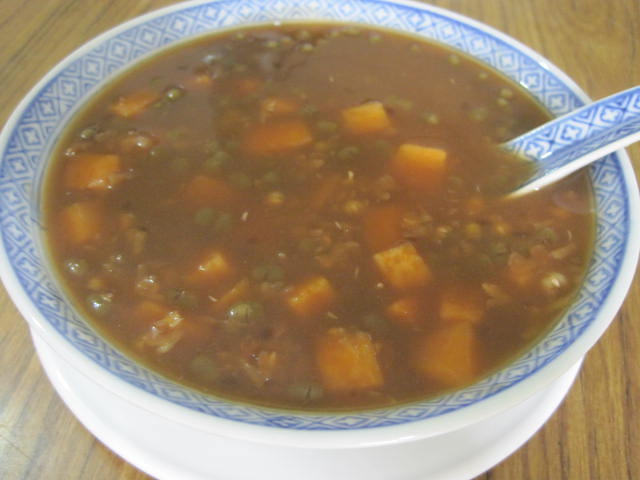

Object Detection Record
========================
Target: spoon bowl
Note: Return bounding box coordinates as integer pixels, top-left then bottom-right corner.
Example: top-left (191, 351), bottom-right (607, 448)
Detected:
top-left (505, 86), bottom-right (640, 197)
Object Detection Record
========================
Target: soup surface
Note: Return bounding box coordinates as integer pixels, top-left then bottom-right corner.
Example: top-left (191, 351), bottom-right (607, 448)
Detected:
top-left (44, 23), bottom-right (594, 410)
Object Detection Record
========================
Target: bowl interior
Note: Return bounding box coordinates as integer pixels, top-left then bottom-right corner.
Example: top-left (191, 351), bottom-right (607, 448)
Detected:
top-left (0, 0), bottom-right (637, 437)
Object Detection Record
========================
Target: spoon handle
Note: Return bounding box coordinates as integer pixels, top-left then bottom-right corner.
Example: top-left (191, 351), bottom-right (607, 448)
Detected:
top-left (505, 85), bottom-right (640, 197)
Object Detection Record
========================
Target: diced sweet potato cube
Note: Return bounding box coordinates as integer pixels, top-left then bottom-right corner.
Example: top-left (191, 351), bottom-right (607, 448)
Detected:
top-left (133, 300), bottom-right (169, 324)
top-left (244, 120), bottom-right (313, 155)
top-left (64, 153), bottom-right (122, 191)
top-left (234, 77), bottom-right (263, 95)
top-left (391, 143), bottom-right (447, 192)
top-left (413, 322), bottom-right (478, 387)
top-left (110, 90), bottom-right (158, 118)
top-left (256, 350), bottom-right (278, 378)
top-left (215, 277), bottom-right (252, 312)
top-left (373, 242), bottom-right (431, 290)
top-left (386, 296), bottom-right (423, 327)
top-left (185, 72), bottom-right (214, 90)
top-left (309, 174), bottom-right (342, 210)
top-left (87, 276), bottom-right (106, 291)
top-left (341, 101), bottom-right (391, 134)
top-left (465, 195), bottom-right (486, 215)
top-left (184, 174), bottom-right (237, 207)
top-left (362, 204), bottom-right (404, 253)
top-left (242, 350), bottom-right (279, 387)
top-left (490, 215), bottom-right (512, 236)
top-left (188, 249), bottom-right (235, 287)
top-left (316, 327), bottom-right (383, 392)
top-left (505, 252), bottom-right (537, 288)
top-left (119, 212), bottom-right (136, 230)
top-left (59, 201), bottom-right (104, 245)
top-left (174, 319), bottom-right (216, 354)
top-left (260, 96), bottom-right (299, 118)
top-left (137, 310), bottom-right (185, 354)
top-left (439, 286), bottom-right (485, 324)
top-left (125, 227), bottom-right (147, 255)
top-left (285, 275), bottom-right (336, 318)
top-left (550, 206), bottom-right (572, 220)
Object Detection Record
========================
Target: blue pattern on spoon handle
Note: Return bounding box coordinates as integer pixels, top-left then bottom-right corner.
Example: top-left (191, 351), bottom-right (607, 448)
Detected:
top-left (505, 86), bottom-right (640, 197)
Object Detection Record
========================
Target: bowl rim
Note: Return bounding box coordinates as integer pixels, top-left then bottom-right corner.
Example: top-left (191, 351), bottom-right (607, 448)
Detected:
top-left (1, 0), bottom-right (638, 448)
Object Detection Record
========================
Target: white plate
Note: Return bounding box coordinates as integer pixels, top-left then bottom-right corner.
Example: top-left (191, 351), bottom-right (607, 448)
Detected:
top-left (32, 329), bottom-right (582, 480)
top-left (1, 0), bottom-right (637, 448)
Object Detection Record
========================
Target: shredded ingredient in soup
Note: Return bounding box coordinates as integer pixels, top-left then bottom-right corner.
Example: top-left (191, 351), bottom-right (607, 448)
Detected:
top-left (44, 23), bottom-right (594, 410)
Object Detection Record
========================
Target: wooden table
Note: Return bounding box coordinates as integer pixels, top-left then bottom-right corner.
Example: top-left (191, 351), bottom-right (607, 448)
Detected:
top-left (0, 1), bottom-right (638, 478)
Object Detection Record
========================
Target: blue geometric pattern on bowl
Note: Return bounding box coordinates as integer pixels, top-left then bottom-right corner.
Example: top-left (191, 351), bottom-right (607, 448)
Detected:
top-left (0, 0), bottom-right (631, 430)
top-left (506, 86), bottom-right (640, 194)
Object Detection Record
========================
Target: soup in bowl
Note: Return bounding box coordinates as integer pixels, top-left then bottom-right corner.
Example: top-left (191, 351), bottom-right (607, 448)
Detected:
top-left (0, 0), bottom-right (638, 452)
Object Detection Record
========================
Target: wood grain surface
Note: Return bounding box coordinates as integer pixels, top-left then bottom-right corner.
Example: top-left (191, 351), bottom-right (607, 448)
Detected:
top-left (0, 1), bottom-right (638, 479)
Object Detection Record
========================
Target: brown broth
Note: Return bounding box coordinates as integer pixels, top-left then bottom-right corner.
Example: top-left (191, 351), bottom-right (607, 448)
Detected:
top-left (44, 23), bottom-right (594, 411)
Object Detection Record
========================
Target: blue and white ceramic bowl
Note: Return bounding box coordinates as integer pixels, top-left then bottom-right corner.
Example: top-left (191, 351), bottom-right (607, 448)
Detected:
top-left (1, 0), bottom-right (638, 448)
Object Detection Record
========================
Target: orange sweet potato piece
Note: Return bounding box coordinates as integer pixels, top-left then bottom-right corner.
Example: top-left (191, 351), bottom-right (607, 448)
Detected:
top-left (550, 206), bottom-right (572, 220)
top-left (59, 201), bottom-right (104, 245)
top-left (64, 153), bottom-right (122, 191)
top-left (133, 300), bottom-right (169, 324)
top-left (110, 90), bottom-right (158, 118)
top-left (184, 174), bottom-right (237, 207)
top-left (465, 195), bottom-right (486, 216)
top-left (137, 310), bottom-right (185, 354)
top-left (341, 101), bottom-right (392, 134)
top-left (439, 286), bottom-right (485, 325)
top-left (234, 77), bottom-right (263, 95)
top-left (504, 252), bottom-right (538, 288)
top-left (187, 249), bottom-right (235, 287)
top-left (309, 174), bottom-right (342, 210)
top-left (185, 72), bottom-right (214, 90)
top-left (260, 96), bottom-right (299, 118)
top-left (386, 296), bottom-right (423, 327)
top-left (413, 322), bottom-right (478, 387)
top-left (215, 277), bottom-right (252, 312)
top-left (119, 212), bottom-right (136, 230)
top-left (362, 204), bottom-right (404, 253)
top-left (391, 143), bottom-right (447, 192)
top-left (173, 318), bottom-right (216, 354)
top-left (285, 275), bottom-right (336, 318)
top-left (373, 242), bottom-right (431, 290)
top-left (244, 119), bottom-right (313, 155)
top-left (316, 327), bottom-right (383, 392)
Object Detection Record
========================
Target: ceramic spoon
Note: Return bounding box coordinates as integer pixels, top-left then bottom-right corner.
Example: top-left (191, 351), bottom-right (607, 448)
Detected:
top-left (505, 85), bottom-right (640, 198)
